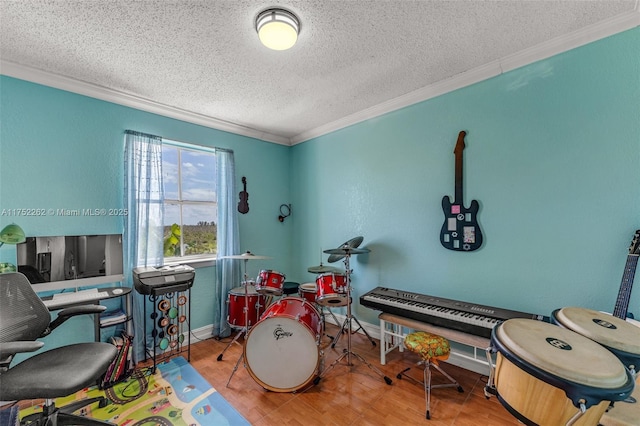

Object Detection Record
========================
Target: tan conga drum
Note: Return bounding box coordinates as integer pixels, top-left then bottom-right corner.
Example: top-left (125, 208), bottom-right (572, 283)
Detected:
top-left (486, 318), bottom-right (634, 426)
top-left (552, 307), bottom-right (640, 376)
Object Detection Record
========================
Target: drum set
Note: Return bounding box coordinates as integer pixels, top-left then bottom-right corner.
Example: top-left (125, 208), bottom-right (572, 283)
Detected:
top-left (216, 237), bottom-right (391, 392)
top-left (485, 307), bottom-right (640, 426)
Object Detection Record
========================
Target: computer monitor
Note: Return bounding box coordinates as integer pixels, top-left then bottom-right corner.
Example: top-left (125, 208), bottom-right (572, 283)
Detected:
top-left (16, 233), bottom-right (124, 292)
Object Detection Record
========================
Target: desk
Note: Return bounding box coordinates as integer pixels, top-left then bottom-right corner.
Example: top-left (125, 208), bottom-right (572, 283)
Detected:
top-left (40, 287), bottom-right (133, 342)
top-left (379, 313), bottom-right (490, 370)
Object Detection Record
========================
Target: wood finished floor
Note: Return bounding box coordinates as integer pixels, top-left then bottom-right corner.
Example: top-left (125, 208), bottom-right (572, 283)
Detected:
top-left (189, 323), bottom-right (522, 426)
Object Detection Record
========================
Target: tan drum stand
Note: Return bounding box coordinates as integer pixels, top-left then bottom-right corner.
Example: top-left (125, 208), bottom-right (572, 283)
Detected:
top-left (316, 245), bottom-right (392, 386)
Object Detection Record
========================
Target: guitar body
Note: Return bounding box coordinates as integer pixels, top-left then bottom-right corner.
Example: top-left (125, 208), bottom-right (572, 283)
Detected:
top-left (440, 196), bottom-right (482, 251)
top-left (440, 131), bottom-right (483, 252)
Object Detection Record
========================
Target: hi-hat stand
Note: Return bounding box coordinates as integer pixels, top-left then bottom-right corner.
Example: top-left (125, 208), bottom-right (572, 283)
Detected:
top-left (215, 251), bottom-right (271, 387)
top-left (330, 264), bottom-right (377, 348)
top-left (317, 245), bottom-right (392, 386)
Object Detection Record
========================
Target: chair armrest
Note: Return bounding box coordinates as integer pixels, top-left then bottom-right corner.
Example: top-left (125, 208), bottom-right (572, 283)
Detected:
top-left (43, 305), bottom-right (108, 336)
top-left (0, 341), bottom-right (44, 359)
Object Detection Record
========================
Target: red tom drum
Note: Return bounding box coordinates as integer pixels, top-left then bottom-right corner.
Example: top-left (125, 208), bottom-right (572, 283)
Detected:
top-left (315, 273), bottom-right (348, 307)
top-left (299, 283), bottom-right (317, 304)
top-left (227, 283), bottom-right (266, 328)
top-left (255, 270), bottom-right (286, 296)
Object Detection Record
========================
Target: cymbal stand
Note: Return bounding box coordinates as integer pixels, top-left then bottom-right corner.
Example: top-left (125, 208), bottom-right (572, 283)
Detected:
top-left (320, 305), bottom-right (339, 341)
top-left (318, 253), bottom-right (392, 385)
top-left (217, 258), bottom-right (254, 387)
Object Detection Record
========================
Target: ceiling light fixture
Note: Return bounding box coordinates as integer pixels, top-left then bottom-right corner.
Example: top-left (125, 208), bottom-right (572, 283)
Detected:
top-left (256, 8), bottom-right (299, 51)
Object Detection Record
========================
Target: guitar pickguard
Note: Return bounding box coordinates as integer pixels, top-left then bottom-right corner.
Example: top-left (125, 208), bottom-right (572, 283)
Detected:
top-left (440, 196), bottom-right (482, 251)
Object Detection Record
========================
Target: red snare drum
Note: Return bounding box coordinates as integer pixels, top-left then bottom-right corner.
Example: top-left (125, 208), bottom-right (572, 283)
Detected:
top-left (244, 297), bottom-right (322, 392)
top-left (255, 270), bottom-right (286, 296)
top-left (315, 273), bottom-right (348, 306)
top-left (227, 284), bottom-right (265, 328)
top-left (299, 283), bottom-right (317, 304)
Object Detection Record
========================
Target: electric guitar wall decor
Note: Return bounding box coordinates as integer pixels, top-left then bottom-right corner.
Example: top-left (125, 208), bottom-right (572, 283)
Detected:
top-left (440, 131), bottom-right (483, 251)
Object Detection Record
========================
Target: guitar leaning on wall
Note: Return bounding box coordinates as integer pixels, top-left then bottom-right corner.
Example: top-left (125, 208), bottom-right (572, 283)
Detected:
top-left (611, 230), bottom-right (640, 327)
top-left (440, 130), bottom-right (483, 251)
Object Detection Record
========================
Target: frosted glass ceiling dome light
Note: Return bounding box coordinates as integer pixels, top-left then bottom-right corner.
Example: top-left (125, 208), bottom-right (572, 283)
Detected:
top-left (256, 8), bottom-right (299, 51)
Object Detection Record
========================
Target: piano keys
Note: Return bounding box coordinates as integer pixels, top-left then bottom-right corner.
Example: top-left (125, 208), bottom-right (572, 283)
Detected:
top-left (360, 286), bottom-right (546, 338)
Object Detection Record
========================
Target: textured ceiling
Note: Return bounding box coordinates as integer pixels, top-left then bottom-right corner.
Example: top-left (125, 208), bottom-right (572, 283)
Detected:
top-left (1, 1), bottom-right (638, 144)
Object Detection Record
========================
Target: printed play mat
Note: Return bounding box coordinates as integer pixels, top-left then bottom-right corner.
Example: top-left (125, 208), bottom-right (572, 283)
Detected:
top-left (20, 356), bottom-right (249, 426)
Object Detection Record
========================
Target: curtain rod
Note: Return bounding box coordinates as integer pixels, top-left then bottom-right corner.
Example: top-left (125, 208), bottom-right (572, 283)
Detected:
top-left (124, 129), bottom-right (161, 140)
top-left (125, 130), bottom-right (233, 154)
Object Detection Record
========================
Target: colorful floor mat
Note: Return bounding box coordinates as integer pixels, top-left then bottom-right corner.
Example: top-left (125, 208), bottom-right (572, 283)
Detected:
top-left (20, 357), bottom-right (249, 426)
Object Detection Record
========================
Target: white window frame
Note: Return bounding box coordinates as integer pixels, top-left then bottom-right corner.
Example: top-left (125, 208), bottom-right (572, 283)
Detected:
top-left (162, 141), bottom-right (217, 266)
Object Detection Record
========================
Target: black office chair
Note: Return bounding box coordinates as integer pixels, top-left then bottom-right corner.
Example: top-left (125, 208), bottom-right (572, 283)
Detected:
top-left (0, 272), bottom-right (118, 425)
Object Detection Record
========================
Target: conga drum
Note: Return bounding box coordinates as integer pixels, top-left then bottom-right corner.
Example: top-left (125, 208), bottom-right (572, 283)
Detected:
top-left (486, 318), bottom-right (634, 426)
top-left (552, 307), bottom-right (640, 376)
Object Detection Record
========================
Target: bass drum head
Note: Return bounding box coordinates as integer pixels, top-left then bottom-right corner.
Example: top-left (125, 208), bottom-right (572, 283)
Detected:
top-left (496, 318), bottom-right (628, 389)
top-left (552, 307), bottom-right (640, 356)
top-left (244, 315), bottom-right (319, 392)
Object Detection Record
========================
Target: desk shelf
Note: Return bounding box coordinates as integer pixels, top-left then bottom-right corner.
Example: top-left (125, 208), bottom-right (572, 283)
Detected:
top-left (41, 286), bottom-right (134, 342)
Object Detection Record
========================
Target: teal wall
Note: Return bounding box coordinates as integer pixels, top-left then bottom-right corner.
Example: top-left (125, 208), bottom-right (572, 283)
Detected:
top-left (0, 76), bottom-right (293, 347)
top-left (1, 27), bottom-right (639, 352)
top-left (290, 28), bottom-right (640, 325)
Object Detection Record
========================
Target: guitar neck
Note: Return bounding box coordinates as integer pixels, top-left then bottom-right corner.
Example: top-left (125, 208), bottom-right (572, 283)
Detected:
top-left (613, 254), bottom-right (639, 319)
top-left (454, 151), bottom-right (463, 203)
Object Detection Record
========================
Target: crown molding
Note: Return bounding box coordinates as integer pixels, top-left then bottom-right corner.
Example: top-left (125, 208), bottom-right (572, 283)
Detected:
top-left (0, 61), bottom-right (291, 146)
top-left (2, 7), bottom-right (638, 148)
top-left (290, 8), bottom-right (640, 145)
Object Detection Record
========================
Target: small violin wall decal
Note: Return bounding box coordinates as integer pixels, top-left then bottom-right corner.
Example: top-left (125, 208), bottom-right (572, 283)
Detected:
top-left (238, 176), bottom-right (249, 214)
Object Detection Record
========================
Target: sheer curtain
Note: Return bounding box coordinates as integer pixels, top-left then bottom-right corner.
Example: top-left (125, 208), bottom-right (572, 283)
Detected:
top-left (214, 149), bottom-right (241, 338)
top-left (123, 130), bottom-right (164, 363)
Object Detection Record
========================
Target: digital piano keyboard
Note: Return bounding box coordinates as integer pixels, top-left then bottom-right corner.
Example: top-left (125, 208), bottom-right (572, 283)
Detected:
top-left (360, 286), bottom-right (546, 338)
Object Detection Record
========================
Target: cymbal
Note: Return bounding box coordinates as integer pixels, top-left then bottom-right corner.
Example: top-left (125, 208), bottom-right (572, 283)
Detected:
top-left (307, 264), bottom-right (342, 274)
top-left (221, 251), bottom-right (271, 260)
top-left (323, 247), bottom-right (370, 255)
top-left (327, 236), bottom-right (364, 263)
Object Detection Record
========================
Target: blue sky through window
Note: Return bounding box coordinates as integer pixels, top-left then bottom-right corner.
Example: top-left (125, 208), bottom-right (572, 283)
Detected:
top-left (163, 145), bottom-right (216, 226)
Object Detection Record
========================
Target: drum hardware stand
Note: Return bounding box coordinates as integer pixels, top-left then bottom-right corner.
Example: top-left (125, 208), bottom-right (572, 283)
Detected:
top-left (319, 305), bottom-right (339, 341)
top-left (566, 403), bottom-right (587, 426)
top-left (216, 260), bottom-right (254, 362)
top-left (317, 248), bottom-right (392, 386)
top-left (330, 291), bottom-right (377, 349)
top-left (216, 253), bottom-right (266, 387)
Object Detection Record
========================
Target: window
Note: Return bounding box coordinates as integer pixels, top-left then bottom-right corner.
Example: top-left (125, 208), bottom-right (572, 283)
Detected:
top-left (162, 142), bottom-right (217, 261)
